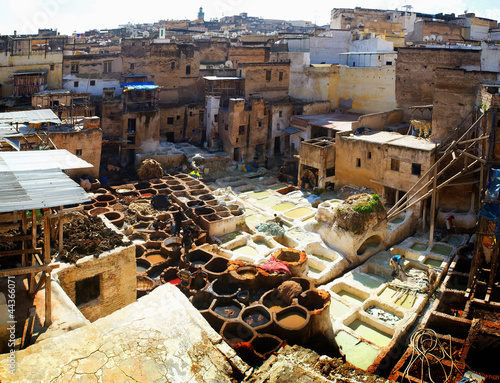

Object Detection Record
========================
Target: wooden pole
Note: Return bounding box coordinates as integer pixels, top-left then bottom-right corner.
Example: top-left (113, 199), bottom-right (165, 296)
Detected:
top-left (422, 198), bottom-right (427, 232)
top-left (429, 166), bottom-right (438, 248)
top-left (29, 209), bottom-right (37, 294)
top-left (43, 208), bottom-right (52, 326)
top-left (21, 211), bottom-right (27, 267)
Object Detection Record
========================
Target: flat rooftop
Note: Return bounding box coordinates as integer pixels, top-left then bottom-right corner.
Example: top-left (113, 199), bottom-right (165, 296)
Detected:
top-left (344, 130), bottom-right (437, 151)
top-left (291, 112), bottom-right (360, 132)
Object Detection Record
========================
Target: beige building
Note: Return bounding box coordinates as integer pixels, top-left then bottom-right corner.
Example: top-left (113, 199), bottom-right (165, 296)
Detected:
top-left (0, 36), bottom-right (64, 99)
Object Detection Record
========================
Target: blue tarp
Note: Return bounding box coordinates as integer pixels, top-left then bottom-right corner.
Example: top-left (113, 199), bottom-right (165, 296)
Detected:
top-left (120, 82), bottom-right (158, 90)
top-left (479, 167), bottom-right (500, 237)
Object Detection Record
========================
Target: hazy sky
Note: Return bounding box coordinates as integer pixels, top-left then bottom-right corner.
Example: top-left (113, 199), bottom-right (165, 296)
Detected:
top-left (1, 0), bottom-right (499, 35)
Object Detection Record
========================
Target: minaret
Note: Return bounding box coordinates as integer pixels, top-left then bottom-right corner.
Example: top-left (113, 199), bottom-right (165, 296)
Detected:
top-left (198, 7), bottom-right (205, 21)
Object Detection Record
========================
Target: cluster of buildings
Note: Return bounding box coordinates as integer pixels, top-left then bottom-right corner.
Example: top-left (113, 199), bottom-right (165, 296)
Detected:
top-left (0, 7), bottom-right (499, 214)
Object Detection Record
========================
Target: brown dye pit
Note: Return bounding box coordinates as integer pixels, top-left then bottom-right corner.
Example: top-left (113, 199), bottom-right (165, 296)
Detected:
top-left (243, 313), bottom-right (269, 327)
top-left (214, 304), bottom-right (241, 319)
top-left (278, 312), bottom-right (306, 328)
top-left (268, 306), bottom-right (284, 313)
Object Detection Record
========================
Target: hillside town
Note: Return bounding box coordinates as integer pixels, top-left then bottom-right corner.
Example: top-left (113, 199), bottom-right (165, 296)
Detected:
top-left (0, 5), bottom-right (500, 383)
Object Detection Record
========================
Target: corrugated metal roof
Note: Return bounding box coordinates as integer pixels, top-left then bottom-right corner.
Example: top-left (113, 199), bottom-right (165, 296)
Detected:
top-left (0, 109), bottom-right (61, 125)
top-left (0, 168), bottom-right (90, 213)
top-left (120, 82), bottom-right (158, 90)
top-left (203, 76), bottom-right (244, 81)
top-left (0, 149), bottom-right (93, 171)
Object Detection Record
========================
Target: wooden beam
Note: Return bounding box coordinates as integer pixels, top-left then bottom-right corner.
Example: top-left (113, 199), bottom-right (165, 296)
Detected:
top-left (0, 264), bottom-right (59, 278)
top-left (20, 306), bottom-right (36, 350)
top-left (455, 149), bottom-right (486, 164)
top-left (0, 235), bottom-right (31, 243)
top-left (43, 209), bottom-right (51, 264)
top-left (429, 165), bottom-right (438, 248)
top-left (29, 209), bottom-right (37, 294)
top-left (44, 271), bottom-right (52, 327)
top-left (28, 272), bottom-right (46, 298)
top-left (0, 248), bottom-right (42, 257)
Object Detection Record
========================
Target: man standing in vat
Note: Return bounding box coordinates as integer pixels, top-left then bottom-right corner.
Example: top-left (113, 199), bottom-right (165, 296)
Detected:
top-left (390, 254), bottom-right (406, 278)
top-left (181, 228), bottom-right (194, 266)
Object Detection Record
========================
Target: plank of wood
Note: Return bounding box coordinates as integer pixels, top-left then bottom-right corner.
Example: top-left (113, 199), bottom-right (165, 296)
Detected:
top-left (0, 248), bottom-right (42, 257)
top-left (0, 235), bottom-right (31, 243)
top-left (0, 263), bottom-right (59, 278)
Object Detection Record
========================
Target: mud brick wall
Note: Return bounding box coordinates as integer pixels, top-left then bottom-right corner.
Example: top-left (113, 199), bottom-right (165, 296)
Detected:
top-left (55, 243), bottom-right (136, 322)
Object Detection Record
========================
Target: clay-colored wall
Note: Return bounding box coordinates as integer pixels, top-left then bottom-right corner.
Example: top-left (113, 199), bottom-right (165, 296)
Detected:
top-left (239, 62), bottom-right (290, 101)
top-left (160, 105), bottom-right (186, 142)
top-left (355, 109), bottom-right (403, 131)
top-left (0, 51), bottom-right (63, 97)
top-left (396, 48), bottom-right (481, 114)
top-left (55, 242), bottom-right (136, 322)
top-left (334, 133), bottom-right (434, 194)
top-left (219, 98), bottom-right (247, 158)
top-left (101, 100), bottom-right (123, 138)
top-left (185, 104), bottom-right (205, 144)
top-left (49, 128), bottom-right (102, 179)
top-left (122, 110), bottom-right (161, 152)
top-left (121, 40), bottom-right (202, 104)
top-left (406, 20), bottom-right (463, 44)
top-left (432, 68), bottom-right (498, 141)
top-left (228, 46), bottom-right (269, 66)
top-left (247, 98), bottom-right (268, 159)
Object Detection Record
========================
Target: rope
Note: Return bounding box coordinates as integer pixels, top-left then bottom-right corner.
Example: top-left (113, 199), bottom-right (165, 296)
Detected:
top-left (400, 329), bottom-right (458, 383)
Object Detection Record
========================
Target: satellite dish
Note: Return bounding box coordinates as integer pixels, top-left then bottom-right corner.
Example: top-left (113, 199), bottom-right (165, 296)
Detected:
top-left (225, 60), bottom-right (233, 68)
top-left (436, 35), bottom-right (443, 42)
top-left (346, 24), bottom-right (351, 29)
top-left (430, 34), bottom-right (436, 41)
top-left (423, 36), bottom-right (429, 42)
top-left (143, 31), bottom-right (150, 38)
top-left (219, 64), bottom-right (224, 69)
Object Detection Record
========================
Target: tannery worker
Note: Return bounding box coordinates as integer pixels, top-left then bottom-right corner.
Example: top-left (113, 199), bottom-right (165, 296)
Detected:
top-left (390, 254), bottom-right (405, 277)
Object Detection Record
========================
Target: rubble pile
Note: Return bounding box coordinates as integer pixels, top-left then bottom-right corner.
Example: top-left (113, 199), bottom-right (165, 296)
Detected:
top-left (137, 158), bottom-right (164, 180)
top-left (256, 222), bottom-right (285, 236)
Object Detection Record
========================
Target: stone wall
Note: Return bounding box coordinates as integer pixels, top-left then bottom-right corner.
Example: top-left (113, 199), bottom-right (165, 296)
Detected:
top-left (54, 234), bottom-right (136, 323)
top-left (396, 47), bottom-right (481, 115)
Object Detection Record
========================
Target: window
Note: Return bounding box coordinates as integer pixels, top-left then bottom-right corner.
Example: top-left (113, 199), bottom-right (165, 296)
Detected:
top-left (167, 117), bottom-right (174, 125)
top-left (279, 72), bottom-right (283, 81)
top-left (277, 123), bottom-right (280, 130)
top-left (171, 62), bottom-right (175, 70)
top-left (130, 63), bottom-right (135, 70)
top-left (391, 158), bottom-right (400, 171)
top-left (356, 158), bottom-right (361, 167)
top-left (258, 121), bottom-right (262, 127)
top-left (225, 124), bottom-right (228, 131)
top-left (90, 80), bottom-right (96, 86)
top-left (367, 151), bottom-right (372, 159)
top-left (386, 61), bottom-right (393, 66)
top-left (51, 100), bottom-right (59, 107)
top-left (74, 81), bottom-right (79, 88)
top-left (189, 111), bottom-right (193, 117)
top-left (71, 63), bottom-right (79, 73)
top-left (132, 42), bottom-right (135, 46)
top-left (265, 69), bottom-right (271, 81)
top-left (199, 113), bottom-right (204, 125)
top-left (186, 65), bottom-right (191, 75)
top-left (412, 163), bottom-right (421, 176)
top-left (76, 149), bottom-right (82, 156)
top-left (103, 61), bottom-right (112, 73)
top-left (279, 111), bottom-right (283, 117)
top-left (239, 125), bottom-right (245, 135)
top-left (176, 115), bottom-right (181, 120)
top-left (214, 114), bottom-right (218, 122)
top-left (128, 118), bottom-right (136, 132)
top-left (142, 41), bottom-right (146, 46)
top-left (75, 275), bottom-right (100, 306)
top-left (50, 64), bottom-right (55, 71)
top-left (236, 138), bottom-right (239, 143)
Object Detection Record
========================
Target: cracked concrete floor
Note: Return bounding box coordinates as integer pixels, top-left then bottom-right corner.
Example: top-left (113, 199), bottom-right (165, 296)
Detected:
top-left (0, 284), bottom-right (248, 383)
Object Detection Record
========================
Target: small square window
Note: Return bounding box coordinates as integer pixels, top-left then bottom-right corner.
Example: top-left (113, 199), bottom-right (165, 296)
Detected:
top-left (277, 123), bottom-right (280, 130)
top-left (176, 115), bottom-right (181, 120)
top-left (279, 111), bottom-right (283, 117)
top-left (75, 275), bottom-right (100, 306)
top-left (167, 117), bottom-right (174, 125)
top-left (225, 124), bottom-right (228, 131)
top-left (142, 41), bottom-right (146, 46)
top-left (214, 114), bottom-right (218, 122)
top-left (186, 65), bottom-right (191, 75)
top-left (367, 151), bottom-right (372, 159)
top-left (189, 111), bottom-right (193, 117)
top-left (239, 125), bottom-right (245, 135)
top-left (412, 163), bottom-right (421, 176)
top-left (71, 63), bottom-right (79, 73)
top-left (258, 121), bottom-right (262, 127)
top-left (391, 158), bottom-right (400, 171)
top-left (76, 149), bottom-right (82, 156)
top-left (171, 62), bottom-right (175, 70)
top-left (50, 64), bottom-right (55, 71)
top-left (279, 72), bottom-right (283, 81)
top-left (236, 138), bottom-right (239, 143)
top-left (103, 61), bottom-right (112, 73)
top-left (356, 158), bottom-right (361, 167)
top-left (90, 80), bottom-right (96, 86)
top-left (74, 81), bottom-right (79, 87)
top-left (130, 63), bottom-right (135, 70)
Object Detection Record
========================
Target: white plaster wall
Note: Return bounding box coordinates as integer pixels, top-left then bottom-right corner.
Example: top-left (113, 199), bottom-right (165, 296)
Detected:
top-left (481, 42), bottom-right (500, 72)
top-left (350, 38), bottom-right (394, 53)
top-left (63, 75), bottom-right (122, 97)
top-left (205, 95), bottom-right (220, 143)
top-left (309, 34), bottom-right (350, 64)
top-left (471, 25), bottom-right (490, 41)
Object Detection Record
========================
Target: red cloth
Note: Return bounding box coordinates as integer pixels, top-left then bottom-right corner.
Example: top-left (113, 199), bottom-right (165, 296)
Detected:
top-left (259, 257), bottom-right (291, 274)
